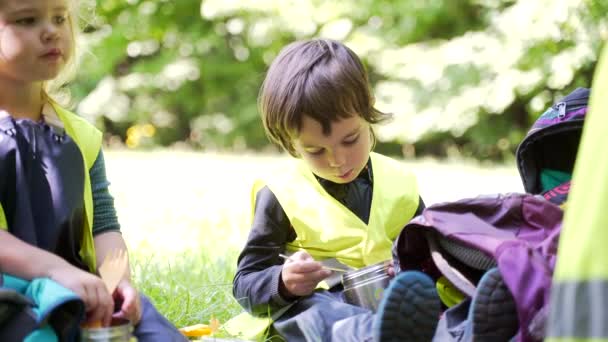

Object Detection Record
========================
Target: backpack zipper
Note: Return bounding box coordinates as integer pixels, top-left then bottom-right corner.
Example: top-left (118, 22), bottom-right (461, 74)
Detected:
top-left (553, 99), bottom-right (587, 119)
top-left (556, 102), bottom-right (566, 118)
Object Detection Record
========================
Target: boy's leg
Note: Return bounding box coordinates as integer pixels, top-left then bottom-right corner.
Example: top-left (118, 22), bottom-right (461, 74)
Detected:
top-left (132, 295), bottom-right (187, 342)
top-left (272, 290), bottom-right (375, 342)
top-left (432, 298), bottom-right (471, 341)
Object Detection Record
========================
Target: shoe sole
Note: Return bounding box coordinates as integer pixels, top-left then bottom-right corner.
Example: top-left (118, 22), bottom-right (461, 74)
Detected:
top-left (374, 271), bottom-right (441, 342)
top-left (470, 268), bottom-right (518, 341)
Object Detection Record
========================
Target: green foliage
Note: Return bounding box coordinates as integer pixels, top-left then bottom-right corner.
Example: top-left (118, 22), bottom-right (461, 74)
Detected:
top-left (70, 0), bottom-right (608, 159)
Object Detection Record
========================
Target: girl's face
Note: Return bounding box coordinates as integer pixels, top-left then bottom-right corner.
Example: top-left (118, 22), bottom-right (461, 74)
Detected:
top-left (293, 115), bottom-right (372, 184)
top-left (0, 0), bottom-right (73, 84)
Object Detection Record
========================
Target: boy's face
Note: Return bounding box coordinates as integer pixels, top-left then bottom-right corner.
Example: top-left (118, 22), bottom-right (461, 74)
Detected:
top-left (0, 0), bottom-right (73, 83)
top-left (293, 115), bottom-right (372, 184)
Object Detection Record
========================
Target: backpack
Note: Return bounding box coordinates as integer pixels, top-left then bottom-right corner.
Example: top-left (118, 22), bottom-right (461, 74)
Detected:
top-left (516, 87), bottom-right (589, 205)
top-left (392, 88), bottom-right (590, 342)
top-left (394, 193), bottom-right (562, 342)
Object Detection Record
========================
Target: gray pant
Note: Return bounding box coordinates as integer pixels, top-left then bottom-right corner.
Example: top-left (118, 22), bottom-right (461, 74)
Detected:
top-left (272, 290), bottom-right (375, 342)
top-left (133, 295), bottom-right (187, 342)
top-left (432, 298), bottom-right (471, 342)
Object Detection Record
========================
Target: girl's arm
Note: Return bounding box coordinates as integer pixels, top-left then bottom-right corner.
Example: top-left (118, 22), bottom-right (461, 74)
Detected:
top-left (93, 230), bottom-right (142, 324)
top-left (93, 231), bottom-right (131, 280)
top-left (0, 229), bottom-right (76, 280)
top-left (0, 230), bottom-right (114, 325)
top-left (89, 150), bottom-right (142, 324)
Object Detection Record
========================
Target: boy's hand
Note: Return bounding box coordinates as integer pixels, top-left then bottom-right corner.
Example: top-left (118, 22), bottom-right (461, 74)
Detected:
top-left (387, 263), bottom-right (395, 277)
top-left (48, 264), bottom-right (114, 326)
top-left (112, 279), bottom-right (142, 325)
top-left (280, 251), bottom-right (332, 297)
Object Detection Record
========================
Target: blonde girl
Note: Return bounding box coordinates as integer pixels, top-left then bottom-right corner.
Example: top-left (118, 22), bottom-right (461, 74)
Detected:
top-left (0, 1), bottom-right (185, 340)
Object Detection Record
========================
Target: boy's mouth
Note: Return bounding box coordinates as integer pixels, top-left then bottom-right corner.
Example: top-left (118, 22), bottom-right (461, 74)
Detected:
top-left (337, 169), bottom-right (353, 180)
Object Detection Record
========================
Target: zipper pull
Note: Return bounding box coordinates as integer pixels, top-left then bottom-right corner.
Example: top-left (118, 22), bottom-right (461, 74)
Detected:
top-left (556, 102), bottom-right (566, 118)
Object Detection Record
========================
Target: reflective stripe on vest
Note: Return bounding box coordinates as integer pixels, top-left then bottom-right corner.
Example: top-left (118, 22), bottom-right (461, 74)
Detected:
top-left (260, 152), bottom-right (419, 269)
top-left (547, 280), bottom-right (608, 340)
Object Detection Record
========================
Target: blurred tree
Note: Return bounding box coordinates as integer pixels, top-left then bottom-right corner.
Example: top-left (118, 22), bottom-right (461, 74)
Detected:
top-left (69, 0), bottom-right (607, 160)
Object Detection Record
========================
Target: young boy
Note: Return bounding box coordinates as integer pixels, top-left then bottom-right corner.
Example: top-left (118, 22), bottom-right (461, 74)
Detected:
top-left (231, 39), bottom-right (434, 341)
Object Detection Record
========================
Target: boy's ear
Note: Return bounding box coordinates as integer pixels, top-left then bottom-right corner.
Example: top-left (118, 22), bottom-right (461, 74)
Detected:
top-left (369, 127), bottom-right (376, 151)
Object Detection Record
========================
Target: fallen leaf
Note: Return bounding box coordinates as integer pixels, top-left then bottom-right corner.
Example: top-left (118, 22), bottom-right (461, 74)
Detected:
top-left (179, 323), bottom-right (212, 337)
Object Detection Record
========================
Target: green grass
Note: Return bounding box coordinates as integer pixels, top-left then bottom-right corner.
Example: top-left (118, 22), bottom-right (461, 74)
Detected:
top-left (132, 252), bottom-right (241, 328)
top-left (105, 150), bottom-right (522, 337)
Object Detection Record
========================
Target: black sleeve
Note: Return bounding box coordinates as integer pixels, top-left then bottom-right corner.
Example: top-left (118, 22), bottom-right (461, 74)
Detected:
top-left (232, 186), bottom-right (297, 316)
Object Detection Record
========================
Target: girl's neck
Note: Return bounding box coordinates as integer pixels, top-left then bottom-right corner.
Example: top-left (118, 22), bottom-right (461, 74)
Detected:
top-left (0, 81), bottom-right (45, 121)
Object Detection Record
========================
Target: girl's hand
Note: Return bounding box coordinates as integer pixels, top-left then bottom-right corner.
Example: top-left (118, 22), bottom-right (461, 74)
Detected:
top-left (112, 279), bottom-right (142, 325)
top-left (279, 251), bottom-right (332, 297)
top-left (48, 264), bottom-right (114, 326)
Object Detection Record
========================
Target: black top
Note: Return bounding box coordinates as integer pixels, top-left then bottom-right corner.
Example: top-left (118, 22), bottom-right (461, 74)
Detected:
top-left (232, 158), bottom-right (425, 316)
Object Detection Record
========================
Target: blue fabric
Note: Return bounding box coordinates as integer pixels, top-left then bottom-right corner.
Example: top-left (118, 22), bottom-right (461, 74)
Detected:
top-left (1, 276), bottom-right (187, 342)
top-left (2, 274), bottom-right (84, 341)
top-left (24, 326), bottom-right (59, 342)
top-left (539, 169), bottom-right (571, 192)
top-left (25, 278), bottom-right (84, 326)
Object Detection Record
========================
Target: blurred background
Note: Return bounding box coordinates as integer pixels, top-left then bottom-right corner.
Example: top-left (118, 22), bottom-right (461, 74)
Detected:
top-left (66, 0), bottom-right (608, 330)
top-left (73, 0), bottom-right (607, 161)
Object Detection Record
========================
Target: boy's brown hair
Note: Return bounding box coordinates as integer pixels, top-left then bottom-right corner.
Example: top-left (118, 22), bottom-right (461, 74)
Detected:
top-left (259, 39), bottom-right (391, 157)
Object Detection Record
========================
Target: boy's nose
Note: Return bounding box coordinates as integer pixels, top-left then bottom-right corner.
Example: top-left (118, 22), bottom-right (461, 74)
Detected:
top-left (328, 150), bottom-right (346, 168)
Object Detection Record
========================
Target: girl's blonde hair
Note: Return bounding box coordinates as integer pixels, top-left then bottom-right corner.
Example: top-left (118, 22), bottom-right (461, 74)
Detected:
top-left (43, 0), bottom-right (94, 106)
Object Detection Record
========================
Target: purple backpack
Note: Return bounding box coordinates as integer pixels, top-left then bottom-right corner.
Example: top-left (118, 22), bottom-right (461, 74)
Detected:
top-left (394, 193), bottom-right (562, 341)
top-left (516, 87), bottom-right (589, 204)
top-left (392, 88), bottom-right (590, 341)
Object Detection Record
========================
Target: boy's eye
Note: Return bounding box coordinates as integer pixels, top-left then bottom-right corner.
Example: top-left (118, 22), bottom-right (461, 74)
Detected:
top-left (306, 148), bottom-right (325, 156)
top-left (16, 17), bottom-right (37, 25)
top-left (343, 135), bottom-right (360, 145)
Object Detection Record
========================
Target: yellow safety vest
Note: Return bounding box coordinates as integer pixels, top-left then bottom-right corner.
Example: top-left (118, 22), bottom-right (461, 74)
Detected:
top-left (265, 152), bottom-right (419, 268)
top-left (0, 102), bottom-right (101, 272)
top-left (225, 152), bottom-right (420, 339)
top-left (546, 46), bottom-right (608, 341)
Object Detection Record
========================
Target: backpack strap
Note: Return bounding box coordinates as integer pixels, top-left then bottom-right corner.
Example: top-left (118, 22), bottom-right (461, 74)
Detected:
top-left (426, 232), bottom-right (477, 297)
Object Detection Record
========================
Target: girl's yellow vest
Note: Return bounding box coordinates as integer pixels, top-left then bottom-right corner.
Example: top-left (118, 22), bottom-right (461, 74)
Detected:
top-left (0, 103), bottom-right (101, 272)
top-left (226, 152), bottom-right (419, 339)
